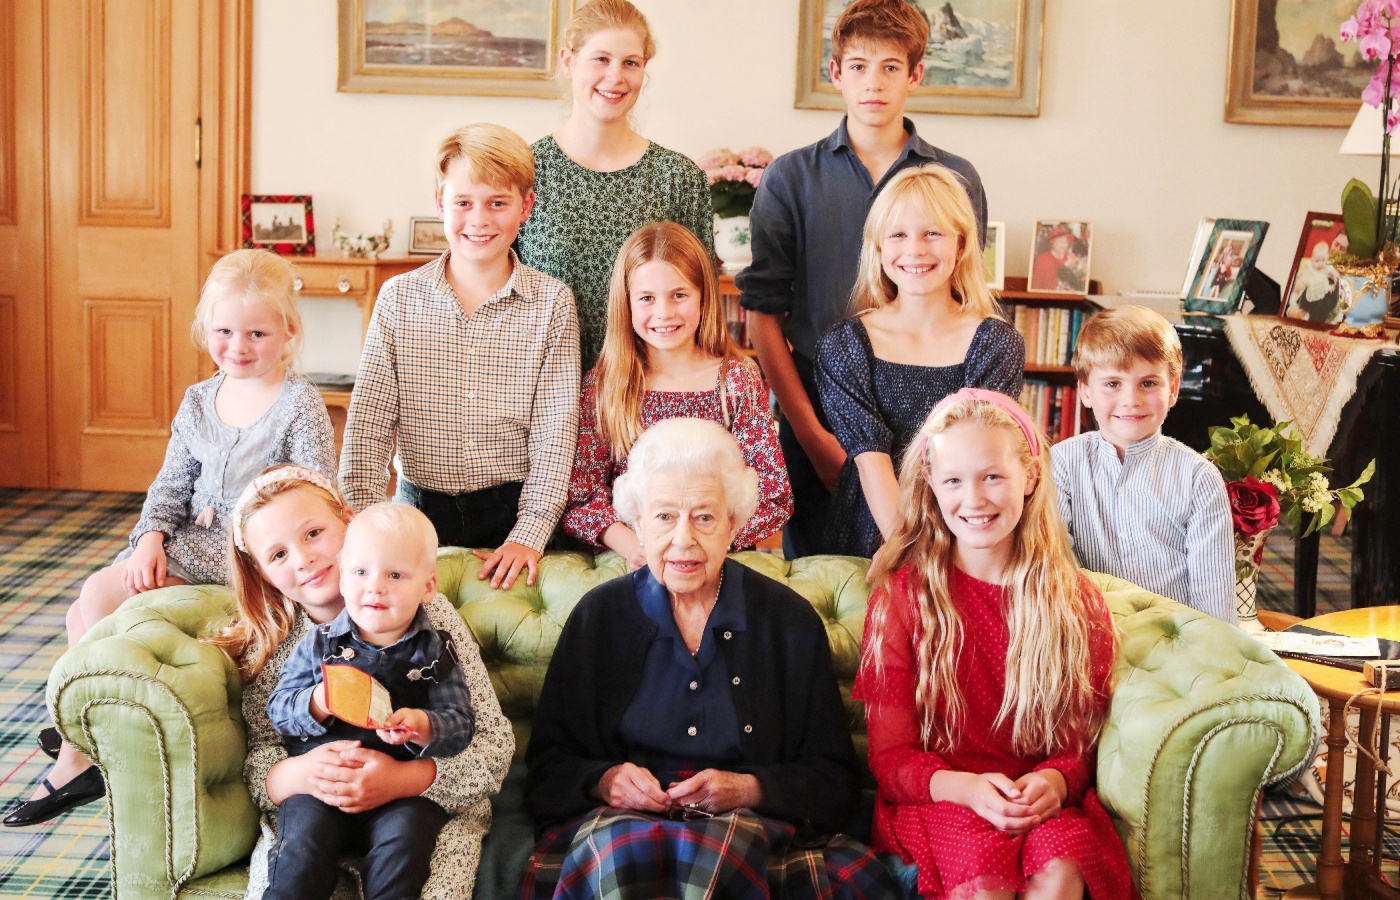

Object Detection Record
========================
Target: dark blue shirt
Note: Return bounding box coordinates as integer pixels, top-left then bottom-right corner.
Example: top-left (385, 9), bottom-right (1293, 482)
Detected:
top-left (737, 117), bottom-right (987, 376)
top-left (615, 561), bottom-right (747, 777)
top-left (268, 603), bottom-right (475, 759)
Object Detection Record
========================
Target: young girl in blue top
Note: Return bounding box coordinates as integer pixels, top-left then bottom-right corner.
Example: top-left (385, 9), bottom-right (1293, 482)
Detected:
top-left (816, 165), bottom-right (1024, 559)
top-left (6, 249), bottom-right (335, 828)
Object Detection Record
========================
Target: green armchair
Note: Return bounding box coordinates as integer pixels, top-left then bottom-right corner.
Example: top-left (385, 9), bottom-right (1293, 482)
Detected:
top-left (49, 550), bottom-right (1318, 899)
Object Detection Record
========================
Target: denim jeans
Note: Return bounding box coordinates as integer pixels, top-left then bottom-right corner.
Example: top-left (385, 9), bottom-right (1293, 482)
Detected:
top-left (395, 478), bottom-right (523, 550)
top-left (264, 794), bottom-right (449, 900)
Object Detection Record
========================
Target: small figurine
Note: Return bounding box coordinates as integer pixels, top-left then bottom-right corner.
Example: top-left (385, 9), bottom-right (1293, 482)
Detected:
top-left (331, 219), bottom-right (393, 259)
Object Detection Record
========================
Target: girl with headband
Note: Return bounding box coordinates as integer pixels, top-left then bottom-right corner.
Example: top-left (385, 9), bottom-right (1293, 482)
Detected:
top-left (815, 164), bottom-right (1023, 559)
top-left (855, 389), bottom-right (1130, 900)
top-left (210, 466), bottom-right (514, 899)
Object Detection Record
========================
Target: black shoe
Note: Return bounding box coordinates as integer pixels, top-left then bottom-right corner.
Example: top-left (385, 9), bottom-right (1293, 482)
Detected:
top-left (37, 727), bottom-right (61, 760)
top-left (2, 767), bottom-right (105, 827)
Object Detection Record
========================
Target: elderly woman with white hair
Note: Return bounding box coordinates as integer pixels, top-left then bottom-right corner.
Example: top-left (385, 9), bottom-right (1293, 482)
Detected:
top-left (523, 418), bottom-right (896, 899)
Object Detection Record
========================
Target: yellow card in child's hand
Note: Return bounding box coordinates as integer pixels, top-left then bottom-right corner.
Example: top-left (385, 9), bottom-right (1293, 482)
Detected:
top-left (321, 664), bottom-right (394, 729)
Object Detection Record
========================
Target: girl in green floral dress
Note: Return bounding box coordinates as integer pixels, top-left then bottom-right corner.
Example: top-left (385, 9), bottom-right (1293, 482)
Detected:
top-left (516, 0), bottom-right (714, 369)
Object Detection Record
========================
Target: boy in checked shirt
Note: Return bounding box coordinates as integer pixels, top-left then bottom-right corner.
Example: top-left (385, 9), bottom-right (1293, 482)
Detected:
top-left (341, 123), bottom-right (580, 590)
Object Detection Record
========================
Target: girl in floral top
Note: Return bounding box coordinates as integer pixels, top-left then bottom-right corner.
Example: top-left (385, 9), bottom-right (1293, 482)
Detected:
top-left (515, 0), bottom-right (714, 368)
top-left (563, 222), bottom-right (791, 566)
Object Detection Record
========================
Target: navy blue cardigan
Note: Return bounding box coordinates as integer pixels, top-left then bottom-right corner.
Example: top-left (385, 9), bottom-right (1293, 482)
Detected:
top-left (525, 559), bottom-right (862, 836)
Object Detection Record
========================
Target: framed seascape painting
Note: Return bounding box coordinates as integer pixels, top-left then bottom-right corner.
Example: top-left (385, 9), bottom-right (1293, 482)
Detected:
top-left (794, 0), bottom-right (1045, 117)
top-left (338, 0), bottom-right (573, 97)
top-left (1027, 221), bottom-right (1091, 295)
top-left (1281, 212), bottom-right (1347, 326)
top-left (983, 221), bottom-right (1006, 290)
top-left (1225, 0), bottom-right (1369, 126)
top-left (1184, 219), bottom-right (1269, 315)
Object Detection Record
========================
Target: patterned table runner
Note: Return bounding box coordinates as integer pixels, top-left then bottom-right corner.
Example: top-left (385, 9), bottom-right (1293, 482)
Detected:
top-left (1222, 315), bottom-right (1392, 455)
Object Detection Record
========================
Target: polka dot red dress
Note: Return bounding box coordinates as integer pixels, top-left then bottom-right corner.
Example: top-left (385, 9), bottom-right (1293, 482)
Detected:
top-left (855, 565), bottom-right (1132, 900)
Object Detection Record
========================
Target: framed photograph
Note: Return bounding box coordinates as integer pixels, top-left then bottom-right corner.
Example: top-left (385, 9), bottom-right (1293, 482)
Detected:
top-left (1027, 221), bottom-right (1092, 295)
top-left (1226, 0), bottom-right (1367, 126)
top-left (1184, 219), bottom-right (1270, 315)
top-left (983, 221), bottom-right (1006, 290)
top-left (1281, 212), bottom-right (1348, 326)
top-left (409, 216), bottom-right (449, 255)
top-left (1179, 217), bottom-right (1218, 299)
top-left (794, 0), bottom-right (1045, 117)
top-left (241, 195), bottom-right (315, 256)
top-left (337, 0), bottom-right (573, 98)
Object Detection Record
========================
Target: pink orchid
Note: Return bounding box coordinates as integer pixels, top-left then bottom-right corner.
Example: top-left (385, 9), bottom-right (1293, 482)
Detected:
top-left (1344, 16), bottom-right (1361, 41)
top-left (1362, 29), bottom-right (1392, 60)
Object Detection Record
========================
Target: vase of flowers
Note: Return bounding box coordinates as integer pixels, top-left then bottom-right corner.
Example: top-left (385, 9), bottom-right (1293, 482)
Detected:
top-left (1207, 416), bottom-right (1374, 624)
top-left (1335, 1), bottom-right (1400, 338)
top-left (699, 146), bottom-right (772, 273)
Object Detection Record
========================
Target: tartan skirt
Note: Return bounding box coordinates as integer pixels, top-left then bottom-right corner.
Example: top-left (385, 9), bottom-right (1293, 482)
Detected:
top-left (522, 808), bottom-right (900, 900)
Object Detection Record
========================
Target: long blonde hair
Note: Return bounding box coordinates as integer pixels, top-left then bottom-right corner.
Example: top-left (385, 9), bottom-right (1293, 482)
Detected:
top-left (207, 475), bottom-right (350, 683)
top-left (851, 164), bottom-right (1000, 322)
top-left (866, 396), bottom-right (1112, 757)
top-left (594, 221), bottom-right (741, 460)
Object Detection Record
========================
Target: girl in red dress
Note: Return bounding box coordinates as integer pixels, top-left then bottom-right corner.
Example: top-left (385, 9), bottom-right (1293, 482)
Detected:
top-left (856, 388), bottom-right (1131, 900)
top-left (562, 221), bottom-right (791, 564)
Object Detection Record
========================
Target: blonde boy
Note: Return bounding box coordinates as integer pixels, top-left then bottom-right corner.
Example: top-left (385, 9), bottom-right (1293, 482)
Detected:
top-left (1051, 306), bottom-right (1237, 623)
top-left (340, 124), bottom-right (580, 590)
top-left (266, 503), bottom-right (473, 899)
top-left (737, 0), bottom-right (986, 556)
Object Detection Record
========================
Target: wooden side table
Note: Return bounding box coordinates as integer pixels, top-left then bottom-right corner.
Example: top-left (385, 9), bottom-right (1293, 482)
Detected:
top-left (1284, 607), bottom-right (1400, 900)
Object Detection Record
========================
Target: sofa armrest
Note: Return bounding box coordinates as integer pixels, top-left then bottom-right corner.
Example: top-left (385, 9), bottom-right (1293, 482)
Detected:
top-left (47, 585), bottom-right (259, 897)
top-left (1091, 573), bottom-right (1320, 900)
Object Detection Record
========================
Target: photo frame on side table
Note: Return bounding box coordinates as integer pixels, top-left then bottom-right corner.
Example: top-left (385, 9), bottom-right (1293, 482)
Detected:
top-left (984, 221), bottom-right (1006, 290)
top-left (408, 217), bottom-right (449, 255)
top-left (1180, 217), bottom-right (1217, 298)
top-left (337, 0), bottom-right (574, 97)
top-left (794, 0), bottom-right (1045, 117)
top-left (1280, 212), bottom-right (1347, 327)
top-left (242, 195), bottom-right (315, 256)
top-left (1184, 219), bottom-right (1269, 315)
top-left (1028, 221), bottom-right (1092, 295)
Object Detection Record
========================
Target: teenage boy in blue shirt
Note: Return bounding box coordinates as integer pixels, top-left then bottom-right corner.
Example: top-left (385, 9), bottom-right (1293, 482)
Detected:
top-left (738, 0), bottom-right (988, 557)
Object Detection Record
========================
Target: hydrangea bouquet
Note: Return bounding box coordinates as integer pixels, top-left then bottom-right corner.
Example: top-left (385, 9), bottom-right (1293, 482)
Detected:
top-left (698, 147), bottom-right (773, 219)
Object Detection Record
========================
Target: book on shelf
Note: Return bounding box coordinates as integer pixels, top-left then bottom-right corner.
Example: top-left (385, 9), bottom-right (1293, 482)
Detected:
top-left (1018, 380), bottom-right (1085, 444)
top-left (1006, 304), bottom-right (1085, 368)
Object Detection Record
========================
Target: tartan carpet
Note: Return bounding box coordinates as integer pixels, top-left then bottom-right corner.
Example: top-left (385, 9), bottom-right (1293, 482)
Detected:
top-left (0, 489), bottom-right (1364, 897)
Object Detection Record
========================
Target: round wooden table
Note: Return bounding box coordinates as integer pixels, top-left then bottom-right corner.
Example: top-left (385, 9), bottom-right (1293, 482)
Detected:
top-left (1284, 608), bottom-right (1400, 900)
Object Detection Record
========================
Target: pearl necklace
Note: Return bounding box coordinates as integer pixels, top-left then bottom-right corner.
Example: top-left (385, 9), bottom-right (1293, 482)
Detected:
top-left (674, 567), bottom-right (724, 656)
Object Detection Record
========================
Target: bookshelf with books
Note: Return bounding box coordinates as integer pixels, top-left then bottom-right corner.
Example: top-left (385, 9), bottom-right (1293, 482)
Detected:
top-left (996, 275), bottom-right (1100, 443)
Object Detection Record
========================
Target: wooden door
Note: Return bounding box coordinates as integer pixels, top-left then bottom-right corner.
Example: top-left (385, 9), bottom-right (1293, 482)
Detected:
top-left (45, 0), bottom-right (205, 491)
top-left (0, 2), bottom-right (49, 487)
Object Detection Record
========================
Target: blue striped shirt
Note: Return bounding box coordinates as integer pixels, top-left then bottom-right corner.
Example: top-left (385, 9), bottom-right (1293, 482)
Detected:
top-left (1051, 430), bottom-right (1237, 624)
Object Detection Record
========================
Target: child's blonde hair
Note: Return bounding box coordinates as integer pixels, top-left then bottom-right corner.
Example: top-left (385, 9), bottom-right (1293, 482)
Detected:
top-left (191, 249), bottom-right (303, 364)
top-left (435, 123), bottom-right (535, 199)
top-left (1072, 305), bottom-right (1183, 383)
top-left (831, 0), bottom-right (929, 70)
top-left (209, 470), bottom-right (350, 683)
top-left (866, 395), bottom-right (1113, 757)
top-left (563, 0), bottom-right (656, 64)
top-left (594, 221), bottom-right (744, 460)
top-left (851, 165), bottom-right (1000, 323)
top-left (347, 502), bottom-right (438, 571)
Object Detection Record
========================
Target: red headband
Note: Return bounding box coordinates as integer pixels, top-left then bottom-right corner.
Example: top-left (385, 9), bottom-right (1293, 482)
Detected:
top-left (923, 387), bottom-right (1041, 462)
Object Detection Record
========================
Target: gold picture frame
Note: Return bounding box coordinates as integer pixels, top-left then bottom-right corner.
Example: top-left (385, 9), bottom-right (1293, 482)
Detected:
top-left (794, 0), bottom-right (1044, 117)
top-left (338, 0), bottom-right (574, 98)
top-left (1225, 0), bottom-right (1366, 126)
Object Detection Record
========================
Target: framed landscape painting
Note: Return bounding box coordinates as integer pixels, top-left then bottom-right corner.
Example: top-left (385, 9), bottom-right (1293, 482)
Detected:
top-left (338, 0), bottom-right (573, 97)
top-left (1226, 0), bottom-right (1369, 126)
top-left (795, 0), bottom-right (1044, 117)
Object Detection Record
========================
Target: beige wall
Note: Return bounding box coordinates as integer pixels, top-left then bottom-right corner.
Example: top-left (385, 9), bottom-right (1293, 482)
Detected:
top-left (254, 0), bottom-right (1376, 372)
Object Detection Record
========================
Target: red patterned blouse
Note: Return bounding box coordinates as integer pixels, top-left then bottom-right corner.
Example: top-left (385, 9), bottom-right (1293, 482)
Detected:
top-left (562, 357), bottom-right (792, 550)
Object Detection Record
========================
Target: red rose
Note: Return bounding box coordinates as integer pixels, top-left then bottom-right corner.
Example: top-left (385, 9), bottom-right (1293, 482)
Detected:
top-left (1227, 476), bottom-right (1281, 537)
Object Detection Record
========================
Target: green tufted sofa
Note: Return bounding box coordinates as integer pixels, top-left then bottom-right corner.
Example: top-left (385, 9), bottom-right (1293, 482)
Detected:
top-left (48, 549), bottom-right (1318, 900)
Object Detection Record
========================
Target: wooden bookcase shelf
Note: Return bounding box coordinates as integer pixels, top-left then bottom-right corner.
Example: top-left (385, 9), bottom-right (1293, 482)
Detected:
top-left (995, 276), bottom-right (1100, 442)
